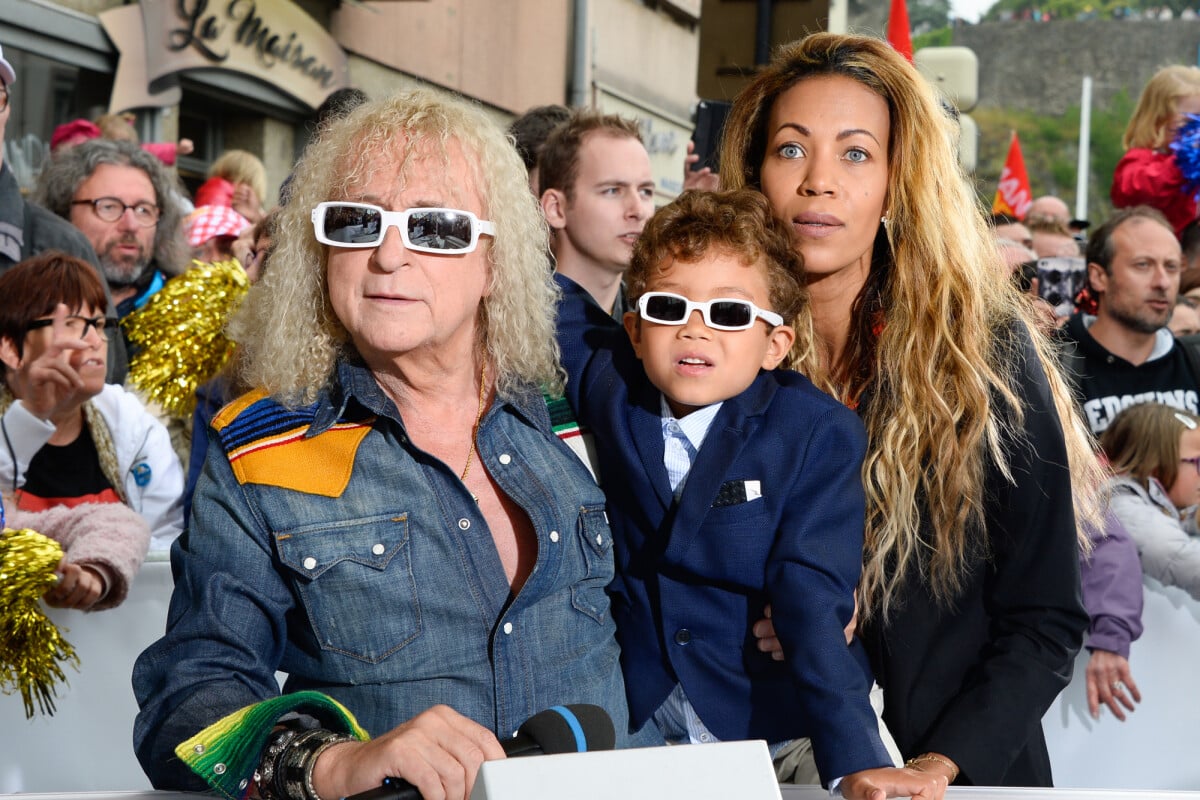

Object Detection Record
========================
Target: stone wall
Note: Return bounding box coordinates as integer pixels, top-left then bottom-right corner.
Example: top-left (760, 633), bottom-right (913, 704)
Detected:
top-left (954, 19), bottom-right (1200, 113)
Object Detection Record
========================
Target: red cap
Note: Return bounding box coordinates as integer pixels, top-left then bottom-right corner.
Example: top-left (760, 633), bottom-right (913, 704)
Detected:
top-left (51, 119), bottom-right (101, 152)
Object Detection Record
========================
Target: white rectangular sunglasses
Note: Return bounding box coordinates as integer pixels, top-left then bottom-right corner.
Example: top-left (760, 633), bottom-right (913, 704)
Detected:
top-left (312, 202), bottom-right (495, 254)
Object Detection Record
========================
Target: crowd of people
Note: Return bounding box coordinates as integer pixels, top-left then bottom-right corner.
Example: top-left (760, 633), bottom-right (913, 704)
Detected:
top-left (3, 26), bottom-right (1199, 800)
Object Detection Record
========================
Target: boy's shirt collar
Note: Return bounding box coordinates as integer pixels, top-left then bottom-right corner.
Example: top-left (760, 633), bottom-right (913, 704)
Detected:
top-left (659, 395), bottom-right (723, 453)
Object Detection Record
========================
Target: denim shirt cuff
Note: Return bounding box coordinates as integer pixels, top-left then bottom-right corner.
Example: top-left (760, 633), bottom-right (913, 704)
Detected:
top-left (174, 689), bottom-right (370, 799)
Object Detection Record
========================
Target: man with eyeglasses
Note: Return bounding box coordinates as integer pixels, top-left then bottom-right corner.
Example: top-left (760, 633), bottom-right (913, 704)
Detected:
top-left (0, 41), bottom-right (128, 384)
top-left (35, 138), bottom-right (189, 325)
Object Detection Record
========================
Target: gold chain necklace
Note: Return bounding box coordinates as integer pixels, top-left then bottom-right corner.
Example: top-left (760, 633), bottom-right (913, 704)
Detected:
top-left (460, 364), bottom-right (487, 503)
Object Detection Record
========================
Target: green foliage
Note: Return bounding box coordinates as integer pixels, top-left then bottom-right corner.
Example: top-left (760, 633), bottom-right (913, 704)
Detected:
top-left (913, 27), bottom-right (953, 49)
top-left (983, 0), bottom-right (1196, 21)
top-left (973, 90), bottom-right (1136, 222)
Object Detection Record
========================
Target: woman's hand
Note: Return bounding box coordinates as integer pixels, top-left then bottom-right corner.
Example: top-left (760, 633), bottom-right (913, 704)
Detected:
top-left (44, 561), bottom-right (105, 610)
top-left (753, 596), bottom-right (859, 660)
top-left (1085, 648), bottom-right (1141, 720)
top-left (5, 305), bottom-right (90, 421)
top-left (311, 705), bottom-right (506, 800)
top-left (841, 764), bottom-right (949, 800)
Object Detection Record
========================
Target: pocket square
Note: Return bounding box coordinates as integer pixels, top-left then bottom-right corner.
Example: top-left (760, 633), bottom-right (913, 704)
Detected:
top-left (712, 479), bottom-right (762, 507)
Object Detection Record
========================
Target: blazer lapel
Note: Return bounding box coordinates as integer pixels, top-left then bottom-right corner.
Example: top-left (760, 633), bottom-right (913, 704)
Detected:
top-left (626, 384), bottom-right (674, 513)
top-left (662, 373), bottom-right (775, 561)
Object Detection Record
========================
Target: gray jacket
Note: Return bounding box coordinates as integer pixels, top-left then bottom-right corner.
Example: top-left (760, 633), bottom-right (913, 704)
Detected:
top-left (1107, 474), bottom-right (1200, 601)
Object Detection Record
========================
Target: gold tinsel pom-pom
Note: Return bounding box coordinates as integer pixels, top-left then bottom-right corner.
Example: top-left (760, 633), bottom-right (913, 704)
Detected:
top-left (0, 528), bottom-right (79, 717)
top-left (124, 259), bottom-right (250, 419)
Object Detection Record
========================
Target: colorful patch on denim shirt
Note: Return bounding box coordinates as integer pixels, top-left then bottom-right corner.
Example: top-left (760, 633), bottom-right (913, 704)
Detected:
top-left (545, 393), bottom-right (601, 485)
top-left (212, 390), bottom-right (374, 497)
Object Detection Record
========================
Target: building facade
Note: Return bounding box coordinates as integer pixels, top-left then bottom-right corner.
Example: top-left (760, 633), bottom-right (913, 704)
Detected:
top-left (0, 0), bottom-right (715, 205)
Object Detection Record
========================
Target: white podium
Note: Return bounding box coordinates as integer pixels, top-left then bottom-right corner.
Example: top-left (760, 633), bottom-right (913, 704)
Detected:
top-left (471, 740), bottom-right (781, 800)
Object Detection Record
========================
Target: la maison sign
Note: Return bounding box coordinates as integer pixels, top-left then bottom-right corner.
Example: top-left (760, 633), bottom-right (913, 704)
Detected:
top-left (102, 0), bottom-right (349, 112)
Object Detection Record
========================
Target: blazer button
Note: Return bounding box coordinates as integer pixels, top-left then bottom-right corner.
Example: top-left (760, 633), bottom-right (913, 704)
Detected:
top-left (674, 629), bottom-right (692, 645)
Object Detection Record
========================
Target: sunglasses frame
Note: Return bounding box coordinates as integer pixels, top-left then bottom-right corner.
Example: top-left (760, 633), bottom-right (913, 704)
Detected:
top-left (637, 291), bottom-right (784, 332)
top-left (311, 202), bottom-right (495, 254)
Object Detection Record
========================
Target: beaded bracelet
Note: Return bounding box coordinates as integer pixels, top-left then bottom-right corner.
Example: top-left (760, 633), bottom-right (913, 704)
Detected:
top-left (904, 753), bottom-right (959, 781)
top-left (279, 728), bottom-right (357, 800)
top-left (255, 726), bottom-right (301, 800)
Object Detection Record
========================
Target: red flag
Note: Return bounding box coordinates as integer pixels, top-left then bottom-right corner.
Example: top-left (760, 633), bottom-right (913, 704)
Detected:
top-left (992, 132), bottom-right (1033, 219)
top-left (887, 0), bottom-right (914, 62)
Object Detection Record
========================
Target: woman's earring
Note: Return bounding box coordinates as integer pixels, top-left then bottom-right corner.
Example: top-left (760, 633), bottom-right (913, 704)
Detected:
top-left (881, 214), bottom-right (889, 227)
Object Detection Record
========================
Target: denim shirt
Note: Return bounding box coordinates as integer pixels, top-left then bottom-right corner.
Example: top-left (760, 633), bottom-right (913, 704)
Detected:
top-left (133, 361), bottom-right (655, 789)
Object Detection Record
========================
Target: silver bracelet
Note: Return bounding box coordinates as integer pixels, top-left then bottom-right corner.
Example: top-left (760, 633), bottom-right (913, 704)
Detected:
top-left (280, 729), bottom-right (356, 800)
top-left (304, 734), bottom-right (356, 800)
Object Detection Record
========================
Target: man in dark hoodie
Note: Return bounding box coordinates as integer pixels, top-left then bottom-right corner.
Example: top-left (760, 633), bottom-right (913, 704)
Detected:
top-left (1060, 205), bottom-right (1199, 437)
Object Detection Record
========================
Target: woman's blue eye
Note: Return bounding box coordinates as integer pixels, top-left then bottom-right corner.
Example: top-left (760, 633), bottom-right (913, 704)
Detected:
top-left (845, 148), bottom-right (869, 163)
top-left (778, 143), bottom-right (803, 159)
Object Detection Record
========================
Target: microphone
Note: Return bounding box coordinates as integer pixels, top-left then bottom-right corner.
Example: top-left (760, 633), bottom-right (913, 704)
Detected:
top-left (345, 704), bottom-right (615, 800)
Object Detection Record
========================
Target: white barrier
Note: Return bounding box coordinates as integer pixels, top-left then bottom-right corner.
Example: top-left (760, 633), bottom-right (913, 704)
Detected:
top-left (1044, 576), bottom-right (1200, 791)
top-left (3, 562), bottom-right (1199, 793)
top-left (0, 556), bottom-right (172, 793)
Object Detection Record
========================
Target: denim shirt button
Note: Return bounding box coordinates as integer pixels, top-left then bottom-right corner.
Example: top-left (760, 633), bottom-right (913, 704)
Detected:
top-left (499, 453), bottom-right (512, 465)
top-left (458, 518), bottom-right (471, 530)
top-left (303, 557), bottom-right (317, 570)
top-left (595, 534), bottom-right (603, 546)
top-left (371, 543), bottom-right (385, 555)
top-left (549, 530), bottom-right (559, 543)
top-left (503, 621), bottom-right (513, 635)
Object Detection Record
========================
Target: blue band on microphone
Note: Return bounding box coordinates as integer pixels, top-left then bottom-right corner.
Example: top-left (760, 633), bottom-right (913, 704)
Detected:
top-left (549, 705), bottom-right (588, 752)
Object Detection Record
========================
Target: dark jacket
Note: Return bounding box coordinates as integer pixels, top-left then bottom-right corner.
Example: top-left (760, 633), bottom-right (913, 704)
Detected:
top-left (555, 273), bottom-right (891, 784)
top-left (860, 323), bottom-right (1089, 787)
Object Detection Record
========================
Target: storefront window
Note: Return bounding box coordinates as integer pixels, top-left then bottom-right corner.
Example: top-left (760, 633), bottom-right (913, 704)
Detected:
top-left (1, 46), bottom-right (111, 193)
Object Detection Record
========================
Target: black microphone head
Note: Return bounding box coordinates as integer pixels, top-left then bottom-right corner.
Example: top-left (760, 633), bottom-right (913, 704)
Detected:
top-left (517, 704), bottom-right (615, 753)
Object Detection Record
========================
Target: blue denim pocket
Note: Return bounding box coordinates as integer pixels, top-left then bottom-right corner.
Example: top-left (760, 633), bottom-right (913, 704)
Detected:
top-left (571, 504), bottom-right (614, 623)
top-left (275, 511), bottom-right (421, 662)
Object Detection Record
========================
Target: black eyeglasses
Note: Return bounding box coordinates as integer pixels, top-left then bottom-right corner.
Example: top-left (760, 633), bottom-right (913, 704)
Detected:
top-left (26, 314), bottom-right (111, 341)
top-left (1182, 456), bottom-right (1200, 476)
top-left (71, 197), bottom-right (160, 227)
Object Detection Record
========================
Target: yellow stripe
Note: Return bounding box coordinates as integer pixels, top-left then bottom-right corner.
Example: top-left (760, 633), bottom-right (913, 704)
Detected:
top-left (212, 388), bottom-right (268, 431)
top-left (229, 422), bottom-right (373, 497)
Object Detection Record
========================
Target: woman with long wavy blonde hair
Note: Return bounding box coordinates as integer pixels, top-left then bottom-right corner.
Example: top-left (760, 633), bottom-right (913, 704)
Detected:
top-left (721, 32), bottom-right (1103, 788)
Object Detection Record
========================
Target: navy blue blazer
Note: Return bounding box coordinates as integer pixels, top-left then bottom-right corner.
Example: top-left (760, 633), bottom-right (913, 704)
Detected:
top-left (554, 274), bottom-right (892, 782)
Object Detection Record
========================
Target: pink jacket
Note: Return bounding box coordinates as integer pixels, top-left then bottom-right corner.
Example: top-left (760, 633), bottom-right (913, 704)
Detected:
top-left (5, 502), bottom-right (150, 610)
